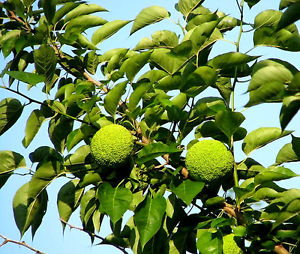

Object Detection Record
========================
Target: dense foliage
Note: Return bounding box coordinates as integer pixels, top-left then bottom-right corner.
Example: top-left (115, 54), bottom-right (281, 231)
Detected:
top-left (0, 0), bottom-right (299, 253)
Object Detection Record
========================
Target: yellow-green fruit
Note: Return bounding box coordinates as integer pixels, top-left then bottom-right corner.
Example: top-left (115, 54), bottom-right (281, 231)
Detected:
top-left (90, 124), bottom-right (134, 169)
top-left (185, 140), bottom-right (234, 183)
top-left (223, 234), bottom-right (243, 254)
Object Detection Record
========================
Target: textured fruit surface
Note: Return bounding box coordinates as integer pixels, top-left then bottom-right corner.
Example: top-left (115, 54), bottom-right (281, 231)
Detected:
top-left (223, 234), bottom-right (243, 254)
top-left (185, 139), bottom-right (234, 183)
top-left (91, 124), bottom-right (134, 168)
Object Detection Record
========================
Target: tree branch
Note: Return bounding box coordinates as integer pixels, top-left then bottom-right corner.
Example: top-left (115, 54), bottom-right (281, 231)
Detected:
top-left (0, 233), bottom-right (45, 254)
top-left (274, 244), bottom-right (290, 254)
top-left (60, 219), bottom-right (129, 254)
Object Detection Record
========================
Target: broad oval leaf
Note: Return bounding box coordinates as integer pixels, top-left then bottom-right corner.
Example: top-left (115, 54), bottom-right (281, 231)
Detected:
top-left (13, 182), bottom-right (48, 237)
top-left (276, 143), bottom-right (300, 164)
top-left (136, 142), bottom-right (182, 165)
top-left (65, 3), bottom-right (107, 22)
top-left (40, 0), bottom-right (56, 24)
top-left (196, 229), bottom-right (222, 254)
top-left (242, 127), bottom-right (292, 155)
top-left (120, 51), bottom-right (151, 81)
top-left (53, 2), bottom-right (80, 24)
top-left (209, 52), bottom-right (258, 70)
top-left (104, 81), bottom-right (128, 116)
top-left (254, 166), bottom-right (298, 184)
top-left (57, 179), bottom-right (84, 230)
top-left (277, 3), bottom-right (300, 30)
top-left (128, 81), bottom-right (152, 112)
top-left (98, 182), bottom-right (133, 224)
top-left (254, 10), bottom-right (282, 28)
top-left (215, 110), bottom-right (245, 139)
top-left (279, 0), bottom-right (300, 10)
top-left (130, 6), bottom-right (170, 35)
top-left (170, 178), bottom-right (204, 205)
top-left (178, 0), bottom-right (204, 18)
top-left (4, 71), bottom-right (45, 86)
top-left (22, 109), bottom-right (46, 148)
top-left (134, 195), bottom-right (167, 250)
top-left (92, 20), bottom-right (131, 45)
top-left (280, 95), bottom-right (300, 130)
top-left (0, 150), bottom-right (26, 175)
top-left (34, 44), bottom-right (57, 89)
top-left (0, 98), bottom-right (23, 136)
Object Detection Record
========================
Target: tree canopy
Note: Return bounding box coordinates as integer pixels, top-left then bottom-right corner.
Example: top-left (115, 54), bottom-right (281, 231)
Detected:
top-left (0, 0), bottom-right (299, 253)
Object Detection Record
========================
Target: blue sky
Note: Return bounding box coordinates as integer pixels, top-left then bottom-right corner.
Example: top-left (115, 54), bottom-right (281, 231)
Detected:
top-left (0, 0), bottom-right (299, 253)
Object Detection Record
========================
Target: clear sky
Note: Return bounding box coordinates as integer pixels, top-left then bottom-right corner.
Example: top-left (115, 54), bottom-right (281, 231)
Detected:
top-left (0, 0), bottom-right (299, 254)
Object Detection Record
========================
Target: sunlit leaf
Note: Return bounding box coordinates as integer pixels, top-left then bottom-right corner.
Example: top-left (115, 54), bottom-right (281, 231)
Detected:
top-left (254, 10), bottom-right (282, 28)
top-left (242, 127), bottom-right (292, 155)
top-left (128, 81), bottom-right (152, 112)
top-left (279, 0), bottom-right (300, 10)
top-left (196, 229), bottom-right (222, 254)
top-left (65, 3), bottom-right (107, 22)
top-left (178, 0), bottom-right (204, 18)
top-left (104, 81), bottom-right (128, 116)
top-left (280, 95), bottom-right (300, 130)
top-left (170, 178), bottom-right (204, 205)
top-left (4, 71), bottom-right (45, 86)
top-left (134, 195), bottom-right (166, 249)
top-left (276, 143), bottom-right (300, 164)
top-left (254, 166), bottom-right (298, 184)
top-left (136, 142), bottom-right (182, 165)
top-left (0, 150), bottom-right (26, 175)
top-left (92, 20), bottom-right (131, 45)
top-left (130, 6), bottom-right (170, 35)
top-left (98, 182), bottom-right (133, 224)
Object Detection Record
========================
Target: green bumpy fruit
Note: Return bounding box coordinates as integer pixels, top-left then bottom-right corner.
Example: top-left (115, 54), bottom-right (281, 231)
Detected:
top-left (185, 140), bottom-right (234, 183)
top-left (90, 124), bottom-right (134, 169)
top-left (223, 234), bottom-right (243, 254)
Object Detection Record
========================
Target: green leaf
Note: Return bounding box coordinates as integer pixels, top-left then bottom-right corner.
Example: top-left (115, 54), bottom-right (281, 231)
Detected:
top-left (0, 150), bottom-right (26, 175)
top-left (247, 64), bottom-right (293, 106)
top-left (48, 116), bottom-right (73, 153)
top-left (22, 110), bottom-right (46, 148)
top-left (65, 3), bottom-right (107, 22)
top-left (40, 0), bottom-right (56, 24)
top-left (104, 81), bottom-right (128, 116)
top-left (151, 30), bottom-right (179, 47)
top-left (276, 143), bottom-right (300, 164)
top-left (0, 98), bottom-right (23, 136)
top-left (280, 0), bottom-right (300, 10)
top-left (130, 6), bottom-right (170, 35)
top-left (136, 142), bottom-right (182, 165)
top-left (120, 51), bottom-right (151, 81)
top-left (170, 178), bottom-right (204, 205)
top-left (254, 10), bottom-right (282, 28)
top-left (80, 188), bottom-right (97, 227)
top-left (280, 95), bottom-right (300, 130)
top-left (0, 30), bottom-right (21, 57)
top-left (53, 2), bottom-right (80, 24)
top-left (29, 160), bottom-right (63, 200)
top-left (254, 26), bottom-right (300, 51)
top-left (4, 71), bottom-right (45, 86)
top-left (29, 146), bottom-right (62, 163)
top-left (64, 145), bottom-right (92, 166)
top-left (245, 0), bottom-right (261, 8)
top-left (66, 128), bottom-right (85, 152)
top-left (209, 52), bottom-right (258, 70)
top-left (57, 179), bottom-right (84, 230)
top-left (242, 127), bottom-right (292, 155)
top-left (196, 229), bottom-right (222, 254)
top-left (215, 110), bottom-right (245, 139)
top-left (98, 182), bottom-right (133, 224)
top-left (13, 182), bottom-right (48, 237)
top-left (92, 20), bottom-right (131, 45)
top-left (128, 81), bottom-right (152, 112)
top-left (34, 44), bottom-right (57, 90)
top-left (277, 3), bottom-right (300, 30)
top-left (292, 135), bottom-right (300, 157)
top-left (254, 166), bottom-right (298, 184)
top-left (65, 15), bottom-right (107, 36)
top-left (150, 47), bottom-right (191, 74)
top-left (84, 51), bottom-right (99, 75)
top-left (178, 0), bottom-right (204, 18)
top-left (134, 195), bottom-right (166, 250)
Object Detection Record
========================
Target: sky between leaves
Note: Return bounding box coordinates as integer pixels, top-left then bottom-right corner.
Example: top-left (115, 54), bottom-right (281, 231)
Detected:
top-left (0, 0), bottom-right (299, 254)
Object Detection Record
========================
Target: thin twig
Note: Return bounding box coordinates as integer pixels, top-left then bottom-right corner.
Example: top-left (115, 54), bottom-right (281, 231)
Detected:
top-left (0, 234), bottom-right (45, 254)
top-left (60, 219), bottom-right (129, 254)
top-left (274, 244), bottom-right (290, 254)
